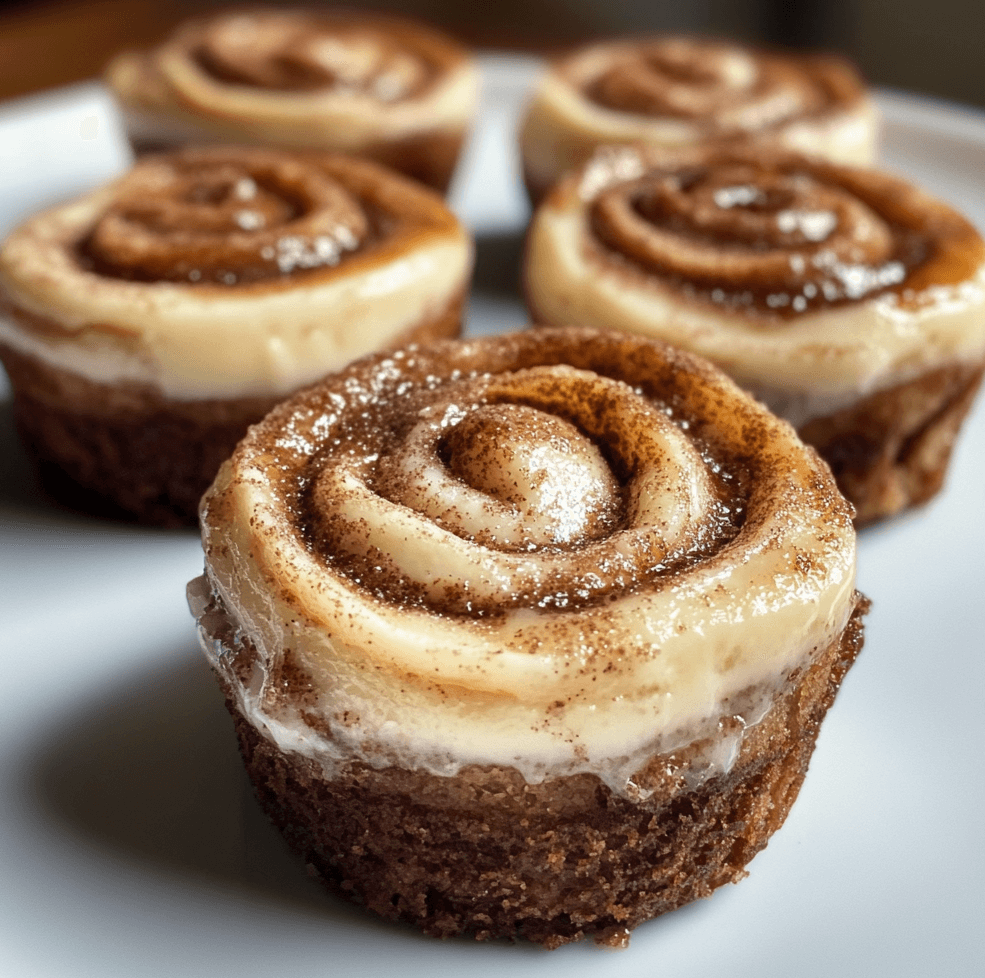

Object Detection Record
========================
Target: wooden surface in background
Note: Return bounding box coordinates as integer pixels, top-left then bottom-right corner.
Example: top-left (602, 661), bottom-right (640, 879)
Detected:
top-left (0, 0), bottom-right (197, 100)
top-left (0, 0), bottom-right (564, 103)
top-left (3, 0), bottom-right (981, 110)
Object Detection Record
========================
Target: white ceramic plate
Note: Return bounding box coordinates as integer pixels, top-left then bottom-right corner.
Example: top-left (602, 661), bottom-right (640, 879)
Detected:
top-left (1, 56), bottom-right (983, 978)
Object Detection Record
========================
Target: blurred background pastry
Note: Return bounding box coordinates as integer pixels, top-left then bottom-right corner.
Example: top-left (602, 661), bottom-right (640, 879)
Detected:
top-left (0, 145), bottom-right (472, 525)
top-left (524, 144), bottom-right (985, 524)
top-left (520, 36), bottom-right (877, 200)
top-left (2, 0), bottom-right (981, 119)
top-left (105, 7), bottom-right (480, 193)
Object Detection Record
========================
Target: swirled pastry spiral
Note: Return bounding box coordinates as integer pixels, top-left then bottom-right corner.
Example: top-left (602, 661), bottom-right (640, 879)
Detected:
top-left (105, 8), bottom-right (479, 192)
top-left (0, 146), bottom-right (472, 524)
top-left (190, 327), bottom-right (867, 946)
top-left (520, 36), bottom-right (877, 201)
top-left (525, 145), bottom-right (985, 524)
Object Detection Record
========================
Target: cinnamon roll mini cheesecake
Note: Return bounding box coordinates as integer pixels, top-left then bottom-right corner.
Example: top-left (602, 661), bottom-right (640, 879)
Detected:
top-left (525, 145), bottom-right (985, 524)
top-left (190, 327), bottom-right (867, 947)
top-left (520, 36), bottom-right (877, 201)
top-left (105, 8), bottom-right (479, 193)
top-left (0, 146), bottom-right (472, 525)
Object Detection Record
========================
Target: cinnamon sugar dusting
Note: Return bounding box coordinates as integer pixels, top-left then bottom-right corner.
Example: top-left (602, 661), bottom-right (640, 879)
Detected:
top-left (195, 328), bottom-right (858, 792)
top-left (289, 347), bottom-right (751, 615)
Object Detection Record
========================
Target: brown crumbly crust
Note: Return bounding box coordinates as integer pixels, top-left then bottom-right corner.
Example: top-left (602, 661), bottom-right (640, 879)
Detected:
top-left (2, 340), bottom-right (277, 526)
top-left (799, 361), bottom-right (985, 526)
top-left (220, 595), bottom-right (867, 949)
top-left (0, 295), bottom-right (463, 526)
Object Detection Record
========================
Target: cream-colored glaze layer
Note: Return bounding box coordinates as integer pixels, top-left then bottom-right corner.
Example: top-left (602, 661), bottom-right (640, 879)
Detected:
top-left (526, 204), bottom-right (985, 421)
top-left (0, 190), bottom-right (471, 400)
top-left (520, 57), bottom-right (878, 195)
top-left (193, 346), bottom-right (858, 798)
top-left (108, 50), bottom-right (479, 149)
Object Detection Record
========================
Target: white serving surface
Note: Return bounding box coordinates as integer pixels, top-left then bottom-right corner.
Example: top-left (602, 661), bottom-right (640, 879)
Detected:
top-left (0, 56), bottom-right (982, 978)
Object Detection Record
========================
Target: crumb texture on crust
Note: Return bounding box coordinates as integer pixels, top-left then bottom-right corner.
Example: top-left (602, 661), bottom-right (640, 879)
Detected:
top-left (222, 596), bottom-right (867, 947)
top-left (105, 8), bottom-right (479, 191)
top-left (0, 340), bottom-right (277, 526)
top-left (799, 361), bottom-right (985, 525)
top-left (520, 37), bottom-right (878, 200)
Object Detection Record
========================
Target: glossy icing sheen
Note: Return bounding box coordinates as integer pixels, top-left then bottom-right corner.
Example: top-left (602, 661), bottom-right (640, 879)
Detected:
top-left (193, 328), bottom-right (858, 797)
top-left (0, 148), bottom-right (472, 399)
top-left (525, 146), bottom-right (985, 418)
top-left (520, 37), bottom-right (877, 196)
top-left (107, 10), bottom-right (478, 149)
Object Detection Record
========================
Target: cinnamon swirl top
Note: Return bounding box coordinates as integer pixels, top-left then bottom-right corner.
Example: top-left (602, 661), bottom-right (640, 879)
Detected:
top-left (520, 36), bottom-right (877, 199)
top-left (106, 9), bottom-right (479, 191)
top-left (525, 145), bottom-right (985, 414)
top-left (583, 38), bottom-right (860, 130)
top-left (188, 11), bottom-right (440, 98)
top-left (194, 328), bottom-right (859, 795)
top-left (0, 147), bottom-right (472, 399)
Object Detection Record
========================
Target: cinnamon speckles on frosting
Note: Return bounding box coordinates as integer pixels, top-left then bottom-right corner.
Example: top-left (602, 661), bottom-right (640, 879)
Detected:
top-left (526, 145), bottom-right (985, 410)
top-left (82, 149), bottom-right (371, 285)
top-left (581, 147), bottom-right (972, 317)
top-left (382, 401), bottom-right (623, 550)
top-left (195, 327), bottom-right (859, 792)
top-left (281, 348), bottom-right (753, 616)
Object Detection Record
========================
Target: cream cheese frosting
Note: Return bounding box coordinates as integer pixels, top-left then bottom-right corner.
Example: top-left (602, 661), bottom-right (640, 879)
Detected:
top-left (191, 328), bottom-right (859, 799)
top-left (525, 145), bottom-right (985, 424)
top-left (0, 148), bottom-right (472, 401)
top-left (520, 37), bottom-right (878, 198)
